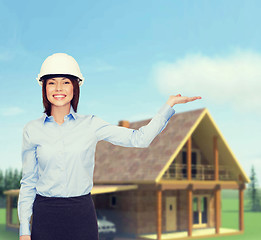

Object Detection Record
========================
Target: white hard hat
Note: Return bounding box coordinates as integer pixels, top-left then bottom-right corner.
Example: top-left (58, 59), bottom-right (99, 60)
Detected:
top-left (36, 53), bottom-right (85, 87)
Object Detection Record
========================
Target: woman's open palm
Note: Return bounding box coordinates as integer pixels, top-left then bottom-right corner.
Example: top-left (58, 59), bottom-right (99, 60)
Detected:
top-left (166, 94), bottom-right (202, 107)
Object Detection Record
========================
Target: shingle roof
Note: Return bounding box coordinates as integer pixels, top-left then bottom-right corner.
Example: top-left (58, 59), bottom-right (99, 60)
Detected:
top-left (93, 108), bottom-right (206, 183)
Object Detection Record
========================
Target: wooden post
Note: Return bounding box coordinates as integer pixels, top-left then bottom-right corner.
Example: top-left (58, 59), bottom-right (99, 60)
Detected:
top-left (187, 136), bottom-right (192, 180)
top-left (239, 184), bottom-right (245, 231)
top-left (157, 189), bottom-right (162, 240)
top-left (6, 195), bottom-right (11, 225)
top-left (214, 136), bottom-right (219, 180)
top-left (187, 185), bottom-right (193, 236)
top-left (215, 185), bottom-right (221, 234)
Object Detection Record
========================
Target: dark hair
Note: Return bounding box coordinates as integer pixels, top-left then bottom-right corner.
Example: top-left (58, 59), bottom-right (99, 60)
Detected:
top-left (41, 74), bottom-right (80, 116)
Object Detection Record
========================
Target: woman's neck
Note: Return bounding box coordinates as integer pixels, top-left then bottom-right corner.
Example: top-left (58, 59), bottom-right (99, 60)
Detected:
top-left (51, 104), bottom-right (71, 125)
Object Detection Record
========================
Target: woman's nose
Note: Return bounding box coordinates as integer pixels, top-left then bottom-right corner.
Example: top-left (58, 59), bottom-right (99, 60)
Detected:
top-left (55, 82), bottom-right (63, 91)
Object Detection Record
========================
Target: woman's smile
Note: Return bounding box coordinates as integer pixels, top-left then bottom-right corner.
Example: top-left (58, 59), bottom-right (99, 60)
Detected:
top-left (53, 94), bottom-right (67, 100)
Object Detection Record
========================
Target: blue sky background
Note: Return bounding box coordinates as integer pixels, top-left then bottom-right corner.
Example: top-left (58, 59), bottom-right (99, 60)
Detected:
top-left (0, 0), bottom-right (260, 184)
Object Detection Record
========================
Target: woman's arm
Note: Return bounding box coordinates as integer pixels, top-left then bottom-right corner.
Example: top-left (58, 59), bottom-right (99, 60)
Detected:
top-left (17, 125), bottom-right (39, 237)
top-left (94, 102), bottom-right (174, 148)
top-left (94, 94), bottom-right (202, 148)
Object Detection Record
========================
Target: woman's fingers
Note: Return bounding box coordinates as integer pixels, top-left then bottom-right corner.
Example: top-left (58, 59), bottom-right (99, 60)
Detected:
top-left (166, 94), bottom-right (202, 107)
top-left (187, 96), bottom-right (202, 102)
top-left (175, 94), bottom-right (201, 100)
top-left (191, 96), bottom-right (202, 100)
top-left (175, 96), bottom-right (202, 104)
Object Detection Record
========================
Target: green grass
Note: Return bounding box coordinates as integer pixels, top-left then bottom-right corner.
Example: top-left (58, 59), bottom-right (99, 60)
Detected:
top-left (194, 197), bottom-right (261, 240)
top-left (1, 196), bottom-right (261, 240)
top-left (198, 211), bottom-right (261, 240)
top-left (0, 208), bottom-right (18, 240)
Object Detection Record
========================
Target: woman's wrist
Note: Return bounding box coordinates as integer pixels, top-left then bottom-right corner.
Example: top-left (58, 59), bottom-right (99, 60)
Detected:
top-left (166, 100), bottom-right (175, 108)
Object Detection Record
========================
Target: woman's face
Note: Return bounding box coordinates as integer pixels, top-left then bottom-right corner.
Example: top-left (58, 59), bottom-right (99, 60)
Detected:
top-left (46, 77), bottom-right (74, 108)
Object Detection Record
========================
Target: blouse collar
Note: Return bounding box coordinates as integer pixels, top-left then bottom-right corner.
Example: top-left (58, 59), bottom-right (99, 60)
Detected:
top-left (42, 105), bottom-right (77, 124)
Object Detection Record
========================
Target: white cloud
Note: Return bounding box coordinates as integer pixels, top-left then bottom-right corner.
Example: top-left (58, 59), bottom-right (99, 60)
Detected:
top-left (152, 50), bottom-right (261, 114)
top-left (1, 106), bottom-right (25, 116)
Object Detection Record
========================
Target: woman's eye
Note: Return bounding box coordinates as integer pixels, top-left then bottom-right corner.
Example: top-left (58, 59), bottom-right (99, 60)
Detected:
top-left (48, 82), bottom-right (55, 85)
top-left (64, 81), bottom-right (71, 84)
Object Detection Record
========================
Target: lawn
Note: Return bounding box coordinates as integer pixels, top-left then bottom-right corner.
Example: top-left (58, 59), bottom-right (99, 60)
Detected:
top-left (194, 190), bottom-right (261, 240)
top-left (0, 208), bottom-right (18, 240)
top-left (1, 193), bottom-right (261, 240)
top-left (194, 199), bottom-right (261, 240)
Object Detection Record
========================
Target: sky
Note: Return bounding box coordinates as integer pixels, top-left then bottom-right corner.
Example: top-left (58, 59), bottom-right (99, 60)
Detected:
top-left (0, 0), bottom-right (260, 185)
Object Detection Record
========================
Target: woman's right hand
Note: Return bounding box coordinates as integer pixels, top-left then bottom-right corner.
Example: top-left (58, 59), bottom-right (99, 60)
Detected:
top-left (166, 94), bottom-right (202, 107)
top-left (20, 235), bottom-right (31, 240)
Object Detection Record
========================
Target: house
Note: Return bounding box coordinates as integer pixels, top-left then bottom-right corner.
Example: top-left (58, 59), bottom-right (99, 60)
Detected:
top-left (92, 107), bottom-right (250, 239)
top-left (4, 107), bottom-right (249, 240)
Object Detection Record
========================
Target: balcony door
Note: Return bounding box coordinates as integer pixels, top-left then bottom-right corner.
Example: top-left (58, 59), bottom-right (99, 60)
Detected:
top-left (182, 151), bottom-right (198, 179)
top-left (193, 195), bottom-right (208, 228)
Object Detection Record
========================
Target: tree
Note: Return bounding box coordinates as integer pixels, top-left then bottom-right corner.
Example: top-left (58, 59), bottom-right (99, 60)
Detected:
top-left (0, 167), bottom-right (22, 197)
top-left (4, 168), bottom-right (14, 190)
top-left (248, 165), bottom-right (261, 211)
top-left (0, 169), bottom-right (4, 195)
top-left (13, 168), bottom-right (22, 189)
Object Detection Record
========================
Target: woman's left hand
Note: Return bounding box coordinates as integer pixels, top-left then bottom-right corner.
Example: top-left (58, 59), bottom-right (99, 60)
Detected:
top-left (166, 94), bottom-right (202, 107)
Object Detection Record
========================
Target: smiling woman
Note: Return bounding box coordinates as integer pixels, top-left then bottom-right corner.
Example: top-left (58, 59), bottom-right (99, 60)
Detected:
top-left (17, 53), bottom-right (102, 240)
top-left (41, 74), bottom-right (80, 118)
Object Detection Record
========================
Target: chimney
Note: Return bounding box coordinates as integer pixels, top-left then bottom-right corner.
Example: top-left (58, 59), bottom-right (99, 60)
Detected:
top-left (118, 120), bottom-right (130, 128)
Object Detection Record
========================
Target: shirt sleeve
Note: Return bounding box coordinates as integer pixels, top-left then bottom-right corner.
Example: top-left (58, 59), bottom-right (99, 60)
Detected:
top-left (17, 125), bottom-right (39, 237)
top-left (94, 102), bottom-right (175, 148)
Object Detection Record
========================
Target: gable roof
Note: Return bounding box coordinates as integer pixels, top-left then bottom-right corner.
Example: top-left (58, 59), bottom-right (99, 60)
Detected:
top-left (93, 107), bottom-right (250, 184)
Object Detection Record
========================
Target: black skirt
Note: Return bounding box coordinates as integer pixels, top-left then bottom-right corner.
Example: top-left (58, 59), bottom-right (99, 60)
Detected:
top-left (31, 192), bottom-right (99, 240)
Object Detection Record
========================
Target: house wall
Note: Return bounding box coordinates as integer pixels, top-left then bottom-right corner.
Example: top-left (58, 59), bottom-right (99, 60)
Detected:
top-left (177, 190), bottom-right (187, 230)
top-left (93, 185), bottom-right (169, 236)
top-left (93, 189), bottom-right (139, 236)
top-left (136, 187), bottom-right (158, 234)
top-left (136, 188), bottom-right (180, 234)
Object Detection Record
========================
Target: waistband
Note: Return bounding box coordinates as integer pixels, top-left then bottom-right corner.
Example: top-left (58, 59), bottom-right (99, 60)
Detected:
top-left (35, 192), bottom-right (91, 202)
top-left (36, 192), bottom-right (90, 198)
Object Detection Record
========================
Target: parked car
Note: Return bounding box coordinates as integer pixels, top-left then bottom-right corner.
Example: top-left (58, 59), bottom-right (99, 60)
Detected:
top-left (96, 210), bottom-right (117, 240)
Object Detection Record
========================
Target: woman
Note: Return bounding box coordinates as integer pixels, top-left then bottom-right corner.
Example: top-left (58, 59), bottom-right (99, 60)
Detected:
top-left (18, 53), bottom-right (201, 240)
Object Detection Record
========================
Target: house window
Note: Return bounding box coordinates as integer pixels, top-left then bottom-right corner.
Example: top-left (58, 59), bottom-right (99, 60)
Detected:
top-left (110, 195), bottom-right (117, 207)
top-left (182, 149), bottom-right (200, 179)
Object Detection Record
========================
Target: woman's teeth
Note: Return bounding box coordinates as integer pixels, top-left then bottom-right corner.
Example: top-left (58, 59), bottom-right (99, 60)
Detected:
top-left (53, 95), bottom-right (66, 99)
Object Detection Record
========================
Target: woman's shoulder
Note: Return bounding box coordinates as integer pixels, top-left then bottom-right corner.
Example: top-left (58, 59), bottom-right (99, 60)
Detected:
top-left (23, 115), bottom-right (45, 131)
top-left (75, 112), bottom-right (95, 120)
top-left (76, 113), bottom-right (105, 127)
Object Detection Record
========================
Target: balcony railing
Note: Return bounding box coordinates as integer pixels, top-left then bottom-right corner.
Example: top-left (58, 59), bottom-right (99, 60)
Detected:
top-left (162, 163), bottom-right (232, 181)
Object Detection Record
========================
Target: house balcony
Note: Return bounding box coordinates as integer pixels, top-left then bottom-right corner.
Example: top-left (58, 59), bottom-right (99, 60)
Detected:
top-left (162, 164), bottom-right (231, 181)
